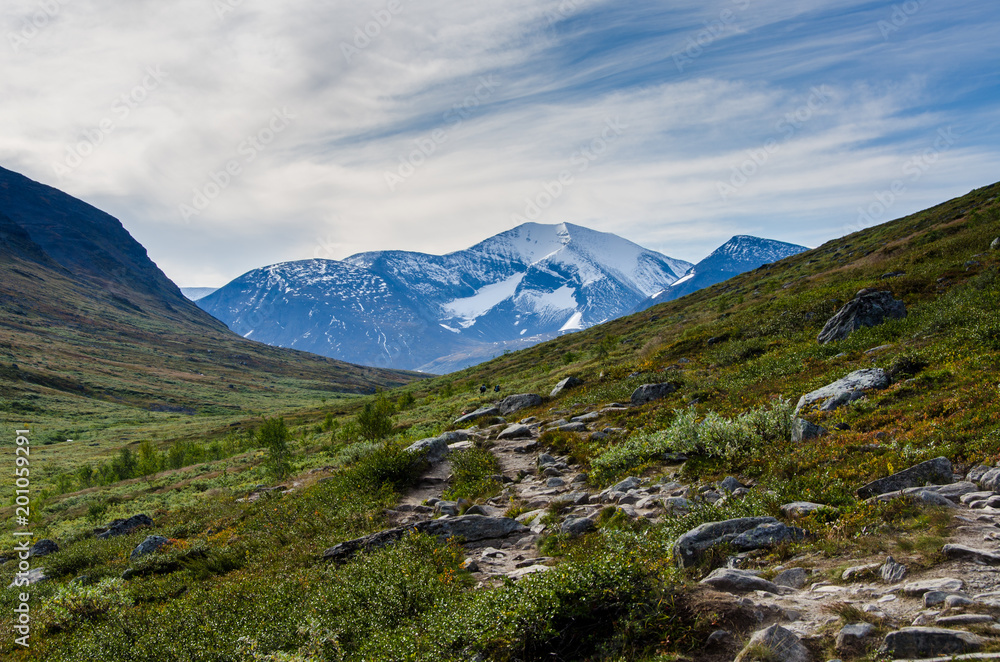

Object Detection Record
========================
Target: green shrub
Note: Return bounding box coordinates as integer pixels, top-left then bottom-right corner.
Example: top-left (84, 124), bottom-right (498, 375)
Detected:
top-left (356, 392), bottom-right (396, 441)
top-left (443, 447), bottom-right (502, 502)
top-left (258, 417), bottom-right (293, 479)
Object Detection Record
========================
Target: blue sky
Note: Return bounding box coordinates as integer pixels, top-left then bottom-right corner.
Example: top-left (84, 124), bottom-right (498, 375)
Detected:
top-left (1, 0), bottom-right (998, 286)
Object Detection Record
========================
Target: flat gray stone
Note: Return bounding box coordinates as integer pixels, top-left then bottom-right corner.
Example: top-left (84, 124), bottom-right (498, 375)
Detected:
top-left (735, 625), bottom-right (811, 662)
top-left (857, 457), bottom-right (953, 499)
top-left (781, 501), bottom-right (828, 519)
top-left (29, 539), bottom-right (59, 557)
top-left (499, 394), bottom-right (543, 416)
top-left (630, 383), bottom-right (678, 406)
top-left (842, 563), bottom-right (881, 581)
top-left (901, 578), bottom-right (964, 596)
top-left (701, 568), bottom-right (781, 595)
top-left (550, 377), bottom-right (584, 398)
top-left (498, 424), bottom-right (533, 440)
top-left (130, 535), bottom-right (170, 561)
top-left (837, 622), bottom-right (876, 654)
top-left (936, 615), bottom-right (994, 627)
top-left (560, 517), bottom-right (596, 537)
top-left (454, 406), bottom-right (501, 425)
top-left (796, 368), bottom-right (891, 414)
top-left (731, 522), bottom-right (805, 552)
top-left (8, 568), bottom-right (47, 588)
top-left (881, 627), bottom-right (982, 658)
top-left (773, 567), bottom-right (809, 590)
top-left (943, 544), bottom-right (1000, 565)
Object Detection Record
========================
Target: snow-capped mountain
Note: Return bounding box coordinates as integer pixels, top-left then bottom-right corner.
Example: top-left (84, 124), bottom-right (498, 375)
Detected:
top-left (197, 223), bottom-right (692, 372)
top-left (181, 287), bottom-right (218, 301)
top-left (636, 235), bottom-right (809, 310)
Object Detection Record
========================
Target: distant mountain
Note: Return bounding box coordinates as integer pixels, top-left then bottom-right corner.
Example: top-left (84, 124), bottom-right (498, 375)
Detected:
top-left (181, 287), bottom-right (219, 301)
top-left (0, 165), bottom-right (417, 427)
top-left (198, 223), bottom-right (693, 372)
top-left (635, 235), bottom-right (809, 311)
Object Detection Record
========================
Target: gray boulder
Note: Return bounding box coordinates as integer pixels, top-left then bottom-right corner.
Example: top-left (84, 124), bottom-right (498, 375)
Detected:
top-left (735, 625), bottom-right (811, 662)
top-left (130, 535), bottom-right (171, 561)
top-left (550, 377), bottom-right (584, 398)
top-left (992, 237), bottom-right (1000, 251)
top-left (856, 457), bottom-right (953, 499)
top-left (881, 627), bottom-right (981, 658)
top-left (731, 522), bottom-right (805, 551)
top-left (976, 467), bottom-right (1000, 491)
top-left (817, 289), bottom-right (907, 344)
top-left (880, 556), bottom-right (908, 583)
top-left (836, 622), bottom-right (876, 654)
top-left (96, 514), bottom-right (154, 539)
top-left (29, 539), bottom-right (59, 557)
top-left (780, 502), bottom-right (829, 519)
top-left (454, 406), bottom-right (501, 425)
top-left (719, 476), bottom-right (745, 492)
top-left (630, 383), bottom-right (678, 406)
top-left (773, 567), bottom-right (809, 589)
top-left (560, 517), bottom-right (596, 537)
top-left (701, 568), bottom-right (781, 595)
top-left (791, 418), bottom-right (828, 442)
top-left (673, 517), bottom-right (778, 568)
top-left (404, 436), bottom-right (450, 464)
top-left (943, 544), bottom-right (1000, 565)
top-left (7, 568), bottom-right (47, 588)
top-left (613, 476), bottom-right (641, 492)
top-left (795, 368), bottom-right (890, 414)
top-left (499, 394), bottom-right (543, 416)
top-left (901, 577), bottom-right (964, 596)
top-left (498, 424), bottom-right (533, 440)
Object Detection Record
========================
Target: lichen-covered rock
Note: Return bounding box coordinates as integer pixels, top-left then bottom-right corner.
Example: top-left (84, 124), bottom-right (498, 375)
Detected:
top-left (836, 622), bottom-right (876, 654)
top-left (498, 424), bottom-right (533, 440)
top-left (96, 514), bottom-right (154, 539)
top-left (130, 535), bottom-right (171, 561)
top-left (700, 568), bottom-right (781, 595)
top-left (791, 418), bottom-right (828, 442)
top-left (795, 368), bottom-right (890, 414)
top-left (673, 517), bottom-right (778, 568)
top-left (404, 436), bottom-right (450, 464)
top-left (818, 289), bottom-right (907, 344)
top-left (454, 406), bottom-right (501, 425)
top-left (29, 539), bottom-right (59, 557)
top-left (857, 457), bottom-right (953, 499)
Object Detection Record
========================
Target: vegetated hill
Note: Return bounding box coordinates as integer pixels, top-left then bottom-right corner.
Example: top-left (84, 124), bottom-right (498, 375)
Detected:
top-left (197, 222), bottom-right (695, 372)
top-left (0, 166), bottom-right (420, 455)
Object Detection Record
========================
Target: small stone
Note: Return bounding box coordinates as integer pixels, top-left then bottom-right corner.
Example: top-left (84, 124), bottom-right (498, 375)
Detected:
top-left (842, 563), bottom-right (881, 581)
top-left (498, 424), bottom-right (533, 440)
top-left (464, 505), bottom-right (488, 516)
top-left (612, 476), bottom-right (641, 492)
top-left (630, 383), bottom-right (679, 406)
top-left (944, 594), bottom-right (973, 609)
top-left (130, 535), bottom-right (170, 561)
top-left (560, 517), bottom-right (596, 538)
top-left (550, 377), bottom-right (584, 398)
top-left (942, 544), bottom-right (1000, 565)
top-left (781, 502), bottom-right (828, 519)
top-left (791, 418), bottom-right (828, 442)
top-left (29, 539), bottom-right (59, 558)
top-left (706, 629), bottom-right (735, 649)
top-left (880, 556), bottom-right (908, 584)
top-left (700, 568), bottom-right (781, 595)
top-left (734, 625), bottom-right (810, 662)
top-left (719, 476), bottom-right (745, 492)
top-left (546, 477), bottom-right (566, 488)
top-left (836, 622), bottom-right (876, 654)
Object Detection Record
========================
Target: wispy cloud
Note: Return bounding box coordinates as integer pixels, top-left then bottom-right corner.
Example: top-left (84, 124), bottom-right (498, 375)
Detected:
top-left (1, 0), bottom-right (998, 286)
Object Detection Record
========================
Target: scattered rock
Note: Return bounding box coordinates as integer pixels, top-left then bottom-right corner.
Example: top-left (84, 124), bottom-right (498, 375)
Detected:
top-left (498, 424), bottom-right (533, 440)
top-left (731, 522), bottom-right (805, 552)
top-left (29, 539), bottom-right (59, 557)
top-left (935, 614), bottom-right (994, 627)
top-left (773, 567), bottom-right (809, 590)
top-left (454, 406), bottom-right (501, 425)
top-left (700, 568), bottom-right (781, 595)
top-left (842, 563), bottom-right (881, 581)
top-left (881, 627), bottom-right (981, 658)
top-left (795, 368), bottom-right (891, 414)
top-left (734, 625), bottom-right (811, 662)
top-left (901, 578), bottom-right (964, 597)
top-left (719, 476), bottom-right (745, 492)
top-left (991, 237), bottom-right (1000, 251)
top-left (7, 568), bottom-right (47, 588)
top-left (96, 514), bottom-right (154, 539)
top-left (560, 517), bottom-right (596, 537)
top-left (856, 457), bottom-right (953, 499)
top-left (404, 436), bottom-right (450, 464)
top-left (943, 544), bottom-right (1000, 565)
top-left (791, 418), bottom-right (828, 442)
top-left (630, 383), bottom-right (679, 406)
top-left (613, 476), bottom-right (641, 493)
top-left (674, 517), bottom-right (780, 568)
top-left (706, 629), bottom-right (735, 649)
top-left (550, 377), bottom-right (584, 398)
top-left (817, 289), bottom-right (907, 344)
top-left (464, 505), bottom-right (488, 516)
top-left (499, 394), bottom-right (543, 416)
top-left (836, 622), bottom-right (876, 654)
top-left (130, 535), bottom-right (171, 561)
top-left (781, 502), bottom-right (829, 519)
top-left (881, 556), bottom-right (908, 584)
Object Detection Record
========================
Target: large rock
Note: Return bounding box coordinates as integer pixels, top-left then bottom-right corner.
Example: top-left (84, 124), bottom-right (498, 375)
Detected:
top-left (780, 502), bottom-right (828, 519)
top-left (880, 627), bottom-right (981, 658)
top-left (673, 517), bottom-right (777, 568)
top-left (499, 394), bottom-right (543, 416)
top-left (29, 539), bottom-right (59, 557)
top-left (773, 567), bottom-right (809, 589)
top-left (550, 377), bottom-right (584, 398)
top-left (735, 625), bottom-right (811, 662)
top-left (560, 517), bottom-right (596, 537)
top-left (731, 522), bottom-right (805, 551)
top-left (856, 457), bottom-right (953, 499)
top-left (630, 383), bottom-right (678, 406)
top-left (454, 406), bottom-right (501, 425)
top-left (901, 577), bottom-right (964, 596)
top-left (836, 622), bottom-right (876, 654)
top-left (791, 418), bottom-right (828, 442)
top-left (498, 424), bottom-right (533, 440)
top-left (943, 544), bottom-right (1000, 565)
top-left (817, 289), bottom-right (907, 344)
top-left (701, 568), bottom-right (781, 595)
top-left (976, 467), bottom-right (1000, 491)
top-left (130, 535), bottom-right (171, 561)
top-left (96, 514), bottom-right (154, 539)
top-left (404, 436), bottom-right (450, 464)
top-left (795, 368), bottom-right (891, 414)
top-left (323, 516), bottom-right (528, 563)
top-left (8, 568), bottom-right (47, 588)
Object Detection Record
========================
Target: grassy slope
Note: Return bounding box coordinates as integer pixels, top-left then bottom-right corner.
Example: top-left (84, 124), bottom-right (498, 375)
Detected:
top-left (1, 183), bottom-right (999, 661)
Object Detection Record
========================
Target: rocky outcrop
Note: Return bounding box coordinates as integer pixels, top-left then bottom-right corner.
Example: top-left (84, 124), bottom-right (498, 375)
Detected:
top-left (942, 544), bottom-right (1000, 565)
top-left (29, 539), bottom-right (59, 557)
top-left (780, 502), bottom-right (828, 519)
top-left (735, 625), bottom-right (811, 662)
top-left (795, 368), bottom-right (891, 414)
top-left (498, 424), bottom-right (533, 440)
top-left (791, 418), bottom-right (827, 442)
top-left (499, 394), bottom-right (543, 416)
top-left (405, 436), bottom-right (450, 464)
top-left (96, 514), bottom-right (154, 540)
top-left (630, 383), bottom-right (678, 406)
top-left (701, 568), bottom-right (781, 594)
top-left (323, 516), bottom-right (528, 563)
top-left (817, 289), bottom-right (907, 344)
top-left (836, 622), bottom-right (876, 655)
top-left (856, 457), bottom-right (953, 499)
top-left (454, 406), bottom-right (501, 425)
top-left (131, 535), bottom-right (171, 561)
top-left (674, 517), bottom-right (803, 568)
top-left (880, 627), bottom-right (981, 658)
top-left (550, 377), bottom-right (584, 398)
